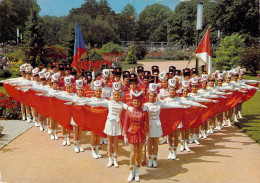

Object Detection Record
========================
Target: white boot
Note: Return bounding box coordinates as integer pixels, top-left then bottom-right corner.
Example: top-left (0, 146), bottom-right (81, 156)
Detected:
top-left (172, 146), bottom-right (177, 160)
top-left (234, 114), bottom-right (239, 122)
top-left (50, 130), bottom-right (55, 140)
top-left (184, 140), bottom-right (191, 152)
top-left (227, 119), bottom-right (232, 127)
top-left (95, 146), bottom-right (102, 158)
top-left (62, 135), bottom-right (67, 146)
top-left (180, 140), bottom-right (185, 152)
top-left (148, 155), bottom-right (153, 167)
top-left (168, 146), bottom-right (173, 159)
top-left (201, 130), bottom-right (207, 139)
top-left (54, 130), bottom-right (59, 140)
top-left (222, 119), bottom-right (227, 126)
top-left (194, 134), bottom-right (200, 145)
top-left (210, 126), bottom-right (214, 134)
top-left (102, 138), bottom-right (108, 144)
top-left (39, 122), bottom-right (44, 131)
top-left (78, 141), bottom-right (84, 152)
top-left (48, 128), bottom-right (51, 134)
top-left (113, 154), bottom-right (119, 168)
top-left (159, 136), bottom-right (167, 144)
top-left (127, 165), bottom-right (135, 182)
top-left (153, 155), bottom-right (158, 168)
top-left (22, 114), bottom-right (26, 121)
top-left (91, 146), bottom-right (98, 159)
top-left (238, 111), bottom-right (242, 118)
top-left (107, 155), bottom-right (114, 167)
top-left (66, 135), bottom-right (71, 146)
top-left (74, 141), bottom-right (79, 153)
top-left (135, 164), bottom-right (140, 182)
top-left (189, 133), bottom-right (194, 144)
top-left (27, 116), bottom-right (31, 123)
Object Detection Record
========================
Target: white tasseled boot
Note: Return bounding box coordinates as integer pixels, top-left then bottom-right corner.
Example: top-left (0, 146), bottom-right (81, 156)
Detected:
top-left (172, 146), bottom-right (177, 160)
top-left (113, 154), bottom-right (119, 168)
top-left (127, 165), bottom-right (135, 182)
top-left (135, 164), bottom-right (140, 182)
top-left (180, 140), bottom-right (185, 152)
top-left (201, 130), bottom-right (207, 139)
top-left (159, 136), bottom-right (167, 144)
top-left (107, 154), bottom-right (114, 167)
top-left (189, 133), bottom-right (194, 144)
top-left (238, 111), bottom-right (243, 118)
top-left (148, 155), bottom-right (153, 167)
top-left (168, 146), bottom-right (173, 159)
top-left (74, 141), bottom-right (79, 153)
top-left (91, 146), bottom-right (98, 159)
top-left (54, 130), bottom-right (59, 140)
top-left (234, 114), bottom-right (239, 122)
top-left (66, 135), bottom-right (71, 146)
top-left (62, 135), bottom-right (67, 146)
top-left (39, 122), bottom-right (44, 131)
top-left (102, 138), bottom-right (108, 144)
top-left (227, 119), bottom-right (232, 127)
top-left (184, 140), bottom-right (190, 152)
top-left (34, 117), bottom-right (39, 127)
top-left (22, 114), bottom-right (26, 121)
top-left (78, 140), bottom-right (84, 152)
top-left (153, 155), bottom-right (158, 168)
top-left (194, 134), bottom-right (200, 145)
top-left (95, 146), bottom-right (102, 158)
top-left (27, 115), bottom-right (31, 123)
top-left (50, 130), bottom-right (55, 140)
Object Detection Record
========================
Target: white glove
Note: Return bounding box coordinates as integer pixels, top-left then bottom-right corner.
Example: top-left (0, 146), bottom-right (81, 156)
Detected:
top-left (64, 102), bottom-right (73, 105)
top-left (128, 106), bottom-right (134, 112)
top-left (200, 104), bottom-right (208, 108)
top-left (213, 100), bottom-right (219, 103)
top-left (184, 105), bottom-right (190, 108)
top-left (143, 106), bottom-right (148, 112)
top-left (92, 71), bottom-right (95, 80)
top-left (124, 135), bottom-right (128, 145)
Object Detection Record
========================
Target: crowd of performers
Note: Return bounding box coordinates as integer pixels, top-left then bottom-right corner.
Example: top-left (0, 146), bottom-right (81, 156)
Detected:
top-left (2, 62), bottom-right (259, 182)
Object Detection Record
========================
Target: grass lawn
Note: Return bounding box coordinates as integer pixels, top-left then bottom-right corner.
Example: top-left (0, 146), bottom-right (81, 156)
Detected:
top-left (120, 62), bottom-right (143, 70)
top-left (236, 74), bottom-right (260, 144)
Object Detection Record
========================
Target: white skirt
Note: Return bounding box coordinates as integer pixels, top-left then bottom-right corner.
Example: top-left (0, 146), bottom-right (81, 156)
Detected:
top-left (149, 120), bottom-right (163, 138)
top-left (70, 117), bottom-right (78, 126)
top-left (103, 119), bottom-right (122, 136)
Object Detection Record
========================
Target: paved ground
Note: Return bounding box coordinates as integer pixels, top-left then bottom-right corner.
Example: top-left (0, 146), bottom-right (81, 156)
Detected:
top-left (0, 124), bottom-right (260, 183)
top-left (0, 120), bottom-right (33, 149)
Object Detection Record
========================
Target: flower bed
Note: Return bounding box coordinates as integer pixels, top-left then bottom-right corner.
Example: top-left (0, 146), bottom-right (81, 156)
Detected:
top-left (0, 92), bottom-right (21, 120)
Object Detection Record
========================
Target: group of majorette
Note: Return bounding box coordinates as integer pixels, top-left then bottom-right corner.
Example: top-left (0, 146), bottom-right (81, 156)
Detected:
top-left (2, 62), bottom-right (259, 182)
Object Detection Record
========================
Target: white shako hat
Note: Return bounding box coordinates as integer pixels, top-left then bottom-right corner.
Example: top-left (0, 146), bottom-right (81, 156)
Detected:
top-left (20, 64), bottom-right (26, 72)
top-left (39, 71), bottom-right (45, 79)
top-left (168, 78), bottom-right (177, 88)
top-left (159, 72), bottom-right (167, 81)
top-left (75, 80), bottom-right (84, 90)
top-left (51, 73), bottom-right (59, 83)
top-left (182, 80), bottom-right (190, 90)
top-left (148, 83), bottom-right (158, 94)
top-left (217, 73), bottom-right (224, 80)
top-left (64, 76), bottom-right (72, 86)
top-left (25, 66), bottom-right (32, 73)
top-left (239, 69), bottom-right (245, 75)
top-left (41, 68), bottom-right (47, 73)
top-left (45, 72), bottom-right (51, 80)
top-left (201, 74), bottom-right (209, 82)
top-left (215, 70), bottom-right (220, 74)
top-left (112, 82), bottom-right (122, 93)
top-left (93, 80), bottom-right (103, 90)
top-left (226, 71), bottom-right (233, 79)
top-left (32, 68), bottom-right (39, 76)
top-left (190, 77), bottom-right (199, 86)
top-left (102, 69), bottom-right (110, 78)
top-left (210, 73), bottom-right (216, 80)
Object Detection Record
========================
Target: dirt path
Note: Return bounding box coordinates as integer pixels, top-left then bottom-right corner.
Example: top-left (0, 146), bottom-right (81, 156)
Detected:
top-left (0, 124), bottom-right (260, 183)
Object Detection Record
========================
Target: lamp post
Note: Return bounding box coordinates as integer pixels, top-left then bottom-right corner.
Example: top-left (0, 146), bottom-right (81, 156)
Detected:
top-left (196, 2), bottom-right (204, 69)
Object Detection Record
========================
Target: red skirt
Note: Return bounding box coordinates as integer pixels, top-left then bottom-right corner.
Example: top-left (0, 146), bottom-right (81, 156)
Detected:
top-left (127, 130), bottom-right (145, 144)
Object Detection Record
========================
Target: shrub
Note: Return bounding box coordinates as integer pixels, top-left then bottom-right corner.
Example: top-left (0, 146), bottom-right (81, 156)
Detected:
top-left (5, 48), bottom-right (26, 62)
top-left (0, 93), bottom-right (21, 120)
top-left (135, 44), bottom-right (148, 60)
top-left (126, 43), bottom-right (137, 64)
top-left (9, 59), bottom-right (24, 78)
top-left (241, 46), bottom-right (260, 75)
top-left (101, 42), bottom-right (125, 54)
top-left (0, 70), bottom-right (12, 79)
top-left (213, 33), bottom-right (245, 71)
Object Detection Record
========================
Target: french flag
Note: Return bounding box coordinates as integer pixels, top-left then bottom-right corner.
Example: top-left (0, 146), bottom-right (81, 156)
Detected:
top-left (194, 28), bottom-right (212, 74)
top-left (72, 24), bottom-right (87, 75)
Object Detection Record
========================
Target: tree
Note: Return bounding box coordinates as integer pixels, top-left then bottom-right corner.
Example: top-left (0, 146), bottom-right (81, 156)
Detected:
top-left (126, 42), bottom-right (137, 64)
top-left (213, 33), bottom-right (245, 71)
top-left (138, 4), bottom-right (173, 41)
top-left (21, 1), bottom-right (45, 66)
top-left (241, 46), bottom-right (260, 75)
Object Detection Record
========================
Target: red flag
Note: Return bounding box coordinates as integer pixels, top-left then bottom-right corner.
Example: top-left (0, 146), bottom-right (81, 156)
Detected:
top-left (194, 28), bottom-right (212, 74)
top-left (72, 24), bottom-right (87, 75)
